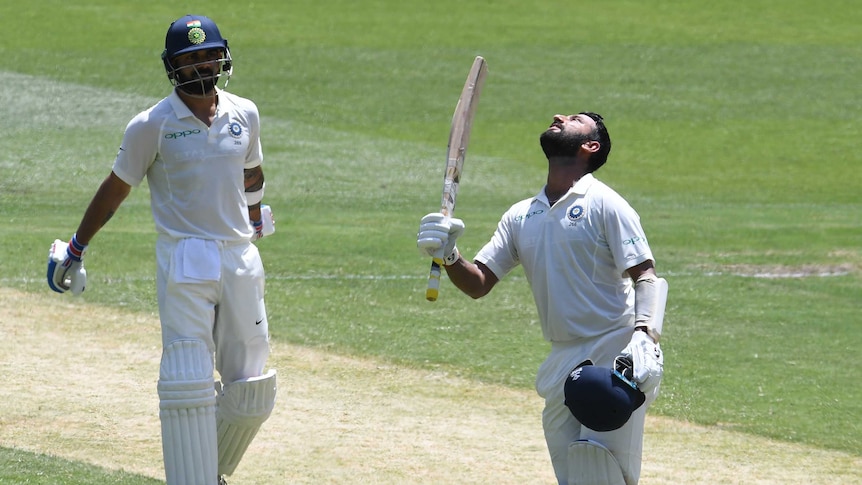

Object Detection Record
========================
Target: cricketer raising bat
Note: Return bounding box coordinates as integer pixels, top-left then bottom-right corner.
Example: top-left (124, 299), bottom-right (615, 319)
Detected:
top-left (426, 56), bottom-right (488, 302)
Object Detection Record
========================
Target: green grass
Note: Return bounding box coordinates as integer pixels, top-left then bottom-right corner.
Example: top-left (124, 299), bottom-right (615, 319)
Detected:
top-left (0, 447), bottom-right (162, 484)
top-left (2, 0), bottom-right (861, 481)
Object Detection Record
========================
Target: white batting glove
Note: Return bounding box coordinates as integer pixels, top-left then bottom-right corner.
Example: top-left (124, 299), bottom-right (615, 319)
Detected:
top-left (251, 204), bottom-right (276, 241)
top-left (417, 212), bottom-right (465, 265)
top-left (47, 235), bottom-right (88, 295)
top-left (620, 330), bottom-right (663, 394)
top-left (252, 219), bottom-right (265, 240)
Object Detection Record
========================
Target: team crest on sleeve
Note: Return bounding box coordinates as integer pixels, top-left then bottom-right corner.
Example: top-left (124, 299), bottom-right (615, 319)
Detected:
top-left (228, 122), bottom-right (243, 138)
top-left (567, 204), bottom-right (585, 222)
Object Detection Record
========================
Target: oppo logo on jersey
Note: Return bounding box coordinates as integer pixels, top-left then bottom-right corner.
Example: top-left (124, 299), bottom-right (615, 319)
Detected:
top-left (622, 236), bottom-right (646, 245)
top-left (513, 209), bottom-right (544, 222)
top-left (164, 129), bottom-right (202, 139)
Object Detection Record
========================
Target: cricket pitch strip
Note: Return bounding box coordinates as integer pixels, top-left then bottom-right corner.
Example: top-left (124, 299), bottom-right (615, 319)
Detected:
top-left (0, 287), bottom-right (859, 484)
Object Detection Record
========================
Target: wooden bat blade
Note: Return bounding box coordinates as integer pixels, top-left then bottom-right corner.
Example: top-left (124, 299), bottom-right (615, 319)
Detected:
top-left (440, 56), bottom-right (487, 218)
top-left (426, 56), bottom-right (488, 302)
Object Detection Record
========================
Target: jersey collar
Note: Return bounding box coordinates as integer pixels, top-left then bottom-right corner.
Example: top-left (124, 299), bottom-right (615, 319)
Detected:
top-left (167, 87), bottom-right (224, 120)
top-left (536, 173), bottom-right (596, 207)
top-left (571, 173), bottom-right (596, 195)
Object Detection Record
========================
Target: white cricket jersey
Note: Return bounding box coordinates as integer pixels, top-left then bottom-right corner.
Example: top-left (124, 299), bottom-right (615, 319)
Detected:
top-left (112, 88), bottom-right (263, 242)
top-left (475, 174), bottom-right (653, 342)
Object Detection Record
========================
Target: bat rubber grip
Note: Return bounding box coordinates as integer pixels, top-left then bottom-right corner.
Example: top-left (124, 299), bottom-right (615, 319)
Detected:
top-left (426, 258), bottom-right (443, 301)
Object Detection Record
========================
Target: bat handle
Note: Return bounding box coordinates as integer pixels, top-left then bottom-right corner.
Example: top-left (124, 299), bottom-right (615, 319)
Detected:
top-left (426, 258), bottom-right (444, 301)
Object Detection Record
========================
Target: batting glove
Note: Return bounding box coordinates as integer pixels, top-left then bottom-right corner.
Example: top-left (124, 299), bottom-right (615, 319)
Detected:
top-left (620, 330), bottom-right (663, 394)
top-left (252, 219), bottom-right (265, 240)
top-left (417, 212), bottom-right (465, 265)
top-left (47, 235), bottom-right (88, 295)
top-left (251, 204), bottom-right (276, 242)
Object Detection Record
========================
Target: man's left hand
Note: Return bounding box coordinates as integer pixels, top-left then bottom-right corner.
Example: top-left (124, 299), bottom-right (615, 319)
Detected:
top-left (252, 219), bottom-right (265, 240)
top-left (252, 204), bottom-right (275, 241)
top-left (47, 236), bottom-right (88, 295)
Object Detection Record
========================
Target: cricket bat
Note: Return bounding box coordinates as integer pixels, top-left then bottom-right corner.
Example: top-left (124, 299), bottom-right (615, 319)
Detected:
top-left (426, 56), bottom-right (488, 302)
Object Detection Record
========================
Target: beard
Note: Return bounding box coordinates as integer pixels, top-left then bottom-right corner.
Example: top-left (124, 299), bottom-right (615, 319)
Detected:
top-left (176, 70), bottom-right (218, 96)
top-left (539, 129), bottom-right (591, 160)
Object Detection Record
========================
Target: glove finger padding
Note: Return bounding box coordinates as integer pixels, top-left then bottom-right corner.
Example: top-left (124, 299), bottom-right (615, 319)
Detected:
top-left (417, 234), bottom-right (447, 257)
top-left (417, 213), bottom-right (465, 259)
top-left (621, 331), bottom-right (663, 394)
top-left (48, 239), bottom-right (70, 293)
top-left (66, 262), bottom-right (87, 295)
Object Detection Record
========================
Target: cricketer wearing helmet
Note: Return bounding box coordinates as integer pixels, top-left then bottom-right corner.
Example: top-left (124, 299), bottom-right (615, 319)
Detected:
top-left (47, 14), bottom-right (276, 485)
top-left (418, 112), bottom-right (666, 484)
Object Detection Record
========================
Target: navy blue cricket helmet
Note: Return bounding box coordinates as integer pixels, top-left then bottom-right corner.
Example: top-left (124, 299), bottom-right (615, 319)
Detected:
top-left (161, 15), bottom-right (233, 92)
top-left (563, 359), bottom-right (646, 432)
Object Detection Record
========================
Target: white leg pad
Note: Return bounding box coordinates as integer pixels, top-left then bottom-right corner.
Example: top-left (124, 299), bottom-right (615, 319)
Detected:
top-left (217, 369), bottom-right (277, 476)
top-left (568, 440), bottom-right (626, 485)
top-left (158, 339), bottom-right (218, 485)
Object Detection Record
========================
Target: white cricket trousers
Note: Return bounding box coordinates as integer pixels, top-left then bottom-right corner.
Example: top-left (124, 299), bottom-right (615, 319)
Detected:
top-left (156, 235), bottom-right (270, 384)
top-left (536, 327), bottom-right (656, 485)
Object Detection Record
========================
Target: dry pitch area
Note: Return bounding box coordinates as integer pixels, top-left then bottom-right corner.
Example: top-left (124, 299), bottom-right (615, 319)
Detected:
top-left (1, 288), bottom-right (860, 484)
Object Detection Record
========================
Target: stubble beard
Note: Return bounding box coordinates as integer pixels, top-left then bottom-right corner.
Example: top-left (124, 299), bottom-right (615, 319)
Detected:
top-left (176, 70), bottom-right (218, 96)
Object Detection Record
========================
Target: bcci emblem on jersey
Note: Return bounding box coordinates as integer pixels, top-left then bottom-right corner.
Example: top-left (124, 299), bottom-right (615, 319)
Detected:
top-left (229, 122), bottom-right (243, 138)
top-left (567, 204), bottom-right (585, 223)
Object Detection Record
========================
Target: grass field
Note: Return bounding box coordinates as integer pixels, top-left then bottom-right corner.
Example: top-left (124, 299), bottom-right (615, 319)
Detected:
top-left (1, 0), bottom-right (861, 483)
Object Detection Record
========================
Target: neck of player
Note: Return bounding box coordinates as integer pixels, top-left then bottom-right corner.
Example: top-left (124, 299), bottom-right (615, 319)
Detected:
top-left (177, 88), bottom-right (218, 126)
